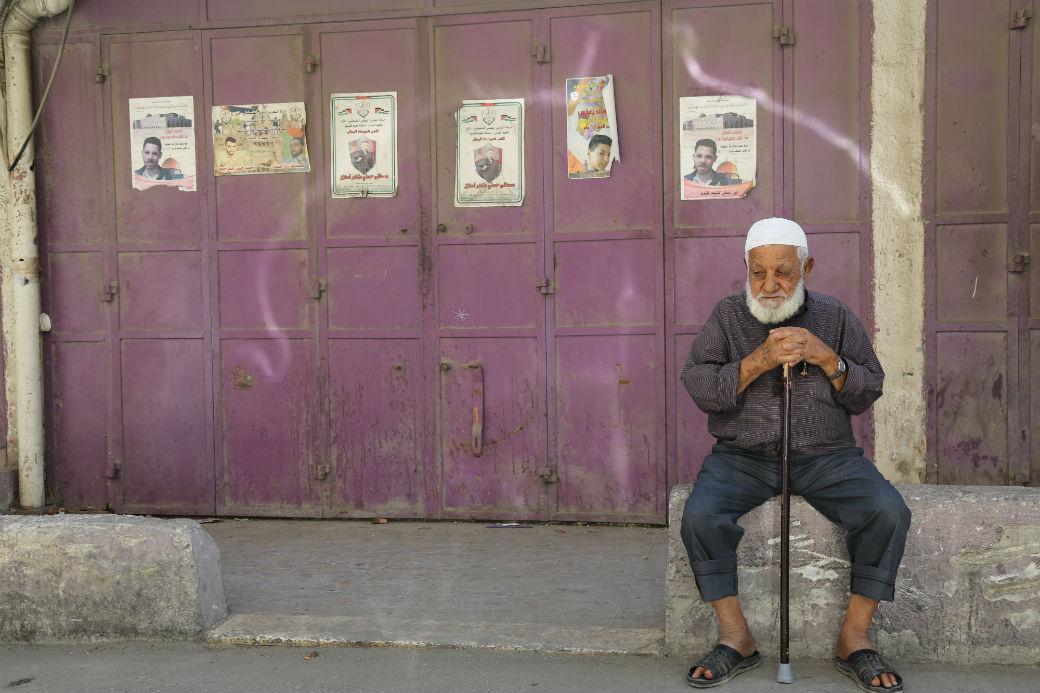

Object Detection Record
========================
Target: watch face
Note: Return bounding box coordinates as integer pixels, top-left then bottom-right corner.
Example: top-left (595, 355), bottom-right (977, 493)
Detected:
top-left (838, 358), bottom-right (847, 373)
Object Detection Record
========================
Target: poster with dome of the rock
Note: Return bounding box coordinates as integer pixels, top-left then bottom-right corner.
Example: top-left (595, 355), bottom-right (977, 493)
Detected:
top-left (679, 95), bottom-right (756, 201)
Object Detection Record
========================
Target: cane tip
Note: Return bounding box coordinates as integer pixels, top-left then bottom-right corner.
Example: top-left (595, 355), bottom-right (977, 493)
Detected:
top-left (776, 662), bottom-right (795, 684)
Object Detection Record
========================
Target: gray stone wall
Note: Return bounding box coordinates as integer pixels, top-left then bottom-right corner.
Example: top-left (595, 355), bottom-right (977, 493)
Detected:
top-left (667, 483), bottom-right (1040, 665)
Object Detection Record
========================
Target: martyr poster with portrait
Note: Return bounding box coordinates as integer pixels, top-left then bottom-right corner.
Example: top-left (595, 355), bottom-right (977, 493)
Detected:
top-left (211, 102), bottom-right (310, 176)
top-left (565, 74), bottom-right (620, 179)
top-left (679, 95), bottom-right (756, 201)
top-left (129, 96), bottom-right (197, 192)
top-left (330, 92), bottom-right (398, 198)
top-left (455, 98), bottom-right (524, 207)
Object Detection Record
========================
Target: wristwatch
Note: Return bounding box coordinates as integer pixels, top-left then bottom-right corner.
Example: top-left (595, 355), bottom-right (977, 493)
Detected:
top-left (827, 357), bottom-right (847, 380)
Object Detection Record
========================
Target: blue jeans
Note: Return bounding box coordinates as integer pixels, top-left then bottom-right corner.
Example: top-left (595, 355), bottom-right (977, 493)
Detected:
top-left (680, 444), bottom-right (911, 603)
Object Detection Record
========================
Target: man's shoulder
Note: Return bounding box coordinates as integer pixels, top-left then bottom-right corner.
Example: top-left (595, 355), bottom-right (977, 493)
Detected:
top-left (807, 290), bottom-right (861, 320)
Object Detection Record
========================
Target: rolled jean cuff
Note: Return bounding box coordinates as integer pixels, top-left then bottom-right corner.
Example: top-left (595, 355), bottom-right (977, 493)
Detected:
top-left (692, 557), bottom-right (738, 602)
top-left (850, 563), bottom-right (897, 602)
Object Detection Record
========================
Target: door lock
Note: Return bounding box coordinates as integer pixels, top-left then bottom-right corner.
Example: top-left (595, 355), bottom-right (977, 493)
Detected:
top-left (1008, 252), bottom-right (1031, 273)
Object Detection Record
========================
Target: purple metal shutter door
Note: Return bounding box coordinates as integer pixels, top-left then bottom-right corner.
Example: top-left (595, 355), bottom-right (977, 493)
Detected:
top-left (211, 30), bottom-right (322, 515)
top-left (548, 4), bottom-right (664, 521)
top-left (108, 34), bottom-right (214, 515)
top-left (36, 39), bottom-right (111, 510)
top-left (320, 23), bottom-right (425, 517)
top-left (931, 0), bottom-right (1015, 484)
top-left (666, 0), bottom-right (780, 485)
top-left (432, 15), bottom-right (548, 519)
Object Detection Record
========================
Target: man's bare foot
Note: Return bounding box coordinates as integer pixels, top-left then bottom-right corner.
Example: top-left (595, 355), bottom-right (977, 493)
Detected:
top-left (835, 595), bottom-right (900, 689)
top-left (689, 632), bottom-right (757, 681)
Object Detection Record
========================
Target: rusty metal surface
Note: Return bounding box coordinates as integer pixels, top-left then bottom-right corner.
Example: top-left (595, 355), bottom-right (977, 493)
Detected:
top-left (34, 1), bottom-right (880, 519)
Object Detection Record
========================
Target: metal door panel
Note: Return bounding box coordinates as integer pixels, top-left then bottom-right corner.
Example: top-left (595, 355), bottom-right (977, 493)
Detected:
top-left (118, 252), bottom-right (204, 331)
top-left (936, 0), bottom-right (1010, 215)
top-left (670, 3), bottom-right (777, 229)
top-left (805, 233), bottom-right (862, 317)
top-left (936, 332), bottom-right (1008, 484)
top-left (47, 342), bottom-right (109, 510)
top-left (673, 236), bottom-right (745, 328)
top-left (121, 339), bottom-right (211, 513)
top-left (110, 37), bottom-right (202, 246)
top-left (555, 335), bottom-right (657, 517)
top-left (212, 33), bottom-right (308, 242)
top-left (438, 244), bottom-right (540, 329)
top-left (33, 42), bottom-right (104, 245)
top-left (320, 26), bottom-right (420, 238)
top-left (674, 333), bottom-right (712, 484)
top-left (791, 0), bottom-right (861, 224)
top-left (218, 249), bottom-right (312, 330)
top-left (554, 239), bottom-right (655, 327)
top-left (438, 337), bottom-right (544, 516)
top-left (220, 338), bottom-right (320, 513)
top-left (1032, 224), bottom-right (1040, 319)
top-left (207, 0), bottom-right (423, 21)
top-left (47, 252), bottom-right (107, 334)
top-left (1031, 330), bottom-right (1040, 484)
top-left (328, 339), bottom-right (423, 515)
top-left (326, 246), bottom-right (420, 330)
top-left (433, 18), bottom-right (539, 236)
top-left (935, 224), bottom-right (1008, 323)
top-left (549, 9), bottom-right (656, 234)
top-left (1034, 13), bottom-right (1040, 215)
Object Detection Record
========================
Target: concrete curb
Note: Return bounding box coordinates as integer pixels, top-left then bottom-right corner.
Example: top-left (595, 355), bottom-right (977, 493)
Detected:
top-left (0, 514), bottom-right (227, 641)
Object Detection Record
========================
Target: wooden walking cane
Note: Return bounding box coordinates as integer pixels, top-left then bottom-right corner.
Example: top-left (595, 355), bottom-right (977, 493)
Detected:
top-left (777, 362), bottom-right (795, 684)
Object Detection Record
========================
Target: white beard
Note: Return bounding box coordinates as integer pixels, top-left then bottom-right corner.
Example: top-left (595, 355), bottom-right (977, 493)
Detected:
top-left (745, 278), bottom-right (806, 325)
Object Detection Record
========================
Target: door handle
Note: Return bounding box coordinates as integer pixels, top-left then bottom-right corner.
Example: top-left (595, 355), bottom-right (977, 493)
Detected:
top-left (1008, 252), bottom-right (1031, 273)
top-left (467, 362), bottom-right (484, 457)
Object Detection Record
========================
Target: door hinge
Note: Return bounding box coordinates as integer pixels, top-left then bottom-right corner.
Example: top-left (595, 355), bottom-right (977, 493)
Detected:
top-left (95, 66), bottom-right (109, 83)
top-left (537, 278), bottom-right (555, 295)
top-left (304, 54), bottom-right (320, 73)
top-left (314, 463), bottom-right (331, 481)
top-left (105, 458), bottom-right (122, 479)
top-left (773, 25), bottom-right (796, 46)
top-left (1008, 252), bottom-right (1031, 273)
top-left (531, 40), bottom-right (550, 64)
top-left (1011, 7), bottom-right (1033, 29)
top-left (103, 280), bottom-right (119, 302)
top-left (310, 278), bottom-right (327, 300)
top-left (537, 467), bottom-right (558, 483)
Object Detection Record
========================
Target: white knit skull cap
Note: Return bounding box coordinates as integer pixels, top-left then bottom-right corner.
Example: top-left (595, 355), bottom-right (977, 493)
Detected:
top-left (744, 217), bottom-right (808, 253)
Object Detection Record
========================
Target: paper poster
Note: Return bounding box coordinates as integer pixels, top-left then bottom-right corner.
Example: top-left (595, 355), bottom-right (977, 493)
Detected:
top-left (211, 102), bottom-right (310, 176)
top-left (565, 75), bottom-right (620, 179)
top-left (330, 92), bottom-right (398, 198)
top-left (129, 96), bottom-right (197, 191)
top-left (679, 95), bottom-right (756, 200)
top-left (455, 98), bottom-right (525, 207)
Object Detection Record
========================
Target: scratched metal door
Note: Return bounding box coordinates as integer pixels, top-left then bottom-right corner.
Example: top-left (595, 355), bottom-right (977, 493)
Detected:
top-left (318, 21), bottom-right (427, 517)
top-left (209, 29), bottom-right (323, 515)
top-left (547, 3), bottom-right (665, 523)
top-left (1029, 0), bottom-right (1040, 486)
top-left (432, 13), bottom-right (549, 519)
top-left (104, 33), bottom-right (216, 515)
top-left (928, 0), bottom-right (1030, 485)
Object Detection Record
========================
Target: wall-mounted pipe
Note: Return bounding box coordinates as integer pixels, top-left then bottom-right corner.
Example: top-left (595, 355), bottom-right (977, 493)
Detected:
top-left (2, 0), bottom-right (72, 509)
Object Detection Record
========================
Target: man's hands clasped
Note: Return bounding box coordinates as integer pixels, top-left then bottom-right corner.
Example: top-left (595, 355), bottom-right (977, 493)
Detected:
top-left (737, 327), bottom-right (842, 394)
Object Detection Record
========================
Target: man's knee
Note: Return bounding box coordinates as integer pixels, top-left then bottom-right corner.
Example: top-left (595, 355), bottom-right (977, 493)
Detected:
top-left (871, 487), bottom-right (911, 534)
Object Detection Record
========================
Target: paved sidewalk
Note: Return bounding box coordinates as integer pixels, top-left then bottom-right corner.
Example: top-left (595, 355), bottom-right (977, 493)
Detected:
top-left (205, 519), bottom-right (667, 654)
top-left (2, 643), bottom-right (1038, 693)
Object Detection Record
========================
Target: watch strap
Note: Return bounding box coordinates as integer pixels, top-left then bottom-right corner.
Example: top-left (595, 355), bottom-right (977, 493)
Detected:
top-left (826, 357), bottom-right (846, 380)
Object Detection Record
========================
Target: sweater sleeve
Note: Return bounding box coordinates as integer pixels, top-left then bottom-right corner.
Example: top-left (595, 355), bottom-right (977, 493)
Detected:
top-left (833, 308), bottom-right (885, 415)
top-left (680, 304), bottom-right (744, 414)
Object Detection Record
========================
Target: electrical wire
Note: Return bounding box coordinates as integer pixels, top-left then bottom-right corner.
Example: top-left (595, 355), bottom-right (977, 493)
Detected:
top-left (7, 0), bottom-right (76, 172)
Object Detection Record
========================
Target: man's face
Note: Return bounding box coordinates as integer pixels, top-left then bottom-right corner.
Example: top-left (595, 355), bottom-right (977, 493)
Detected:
top-left (142, 143), bottom-right (161, 171)
top-left (350, 148), bottom-right (374, 174)
top-left (747, 245), bottom-right (812, 308)
top-left (693, 145), bottom-right (717, 175)
top-left (225, 140), bottom-right (237, 157)
top-left (290, 139), bottom-right (304, 158)
top-left (586, 143), bottom-right (611, 172)
top-left (475, 153), bottom-right (501, 183)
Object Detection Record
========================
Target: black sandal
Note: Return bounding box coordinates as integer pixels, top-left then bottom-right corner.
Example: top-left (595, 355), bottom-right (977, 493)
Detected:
top-left (834, 648), bottom-right (904, 692)
top-left (686, 643), bottom-right (761, 688)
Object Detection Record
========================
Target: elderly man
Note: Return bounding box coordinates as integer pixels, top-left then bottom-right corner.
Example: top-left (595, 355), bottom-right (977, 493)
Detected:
top-left (680, 218), bottom-right (909, 692)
